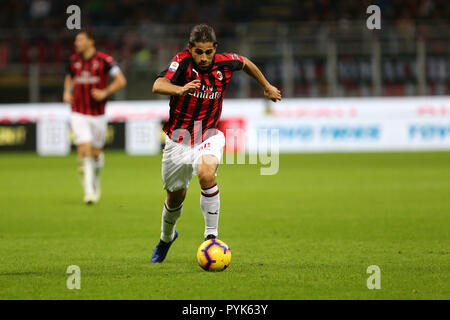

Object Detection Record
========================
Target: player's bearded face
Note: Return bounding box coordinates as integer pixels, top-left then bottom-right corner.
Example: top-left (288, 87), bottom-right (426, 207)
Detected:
top-left (189, 42), bottom-right (217, 71)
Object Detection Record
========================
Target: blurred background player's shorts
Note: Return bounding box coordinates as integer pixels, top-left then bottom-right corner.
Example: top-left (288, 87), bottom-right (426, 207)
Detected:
top-left (70, 112), bottom-right (107, 148)
top-left (162, 131), bottom-right (225, 192)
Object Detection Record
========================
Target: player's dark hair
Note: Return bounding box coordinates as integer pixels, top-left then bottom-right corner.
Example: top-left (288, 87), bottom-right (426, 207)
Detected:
top-left (77, 29), bottom-right (96, 42)
top-left (189, 24), bottom-right (218, 47)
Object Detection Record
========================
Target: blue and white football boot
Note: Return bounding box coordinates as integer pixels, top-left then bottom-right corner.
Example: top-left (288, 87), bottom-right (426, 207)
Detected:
top-left (151, 230), bottom-right (178, 263)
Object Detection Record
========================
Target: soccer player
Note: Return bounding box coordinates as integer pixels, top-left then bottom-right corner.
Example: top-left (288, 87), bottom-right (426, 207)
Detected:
top-left (151, 24), bottom-right (281, 262)
top-left (63, 30), bottom-right (127, 204)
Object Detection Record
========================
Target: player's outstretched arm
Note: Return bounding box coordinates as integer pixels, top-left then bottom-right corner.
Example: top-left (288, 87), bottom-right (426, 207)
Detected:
top-left (242, 57), bottom-right (282, 102)
top-left (153, 77), bottom-right (201, 96)
top-left (63, 74), bottom-right (73, 104)
top-left (91, 71), bottom-right (127, 101)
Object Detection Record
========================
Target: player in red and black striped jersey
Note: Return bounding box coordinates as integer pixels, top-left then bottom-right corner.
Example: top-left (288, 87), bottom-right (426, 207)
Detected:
top-left (63, 30), bottom-right (127, 204)
top-left (151, 24), bottom-right (281, 263)
top-left (66, 50), bottom-right (117, 116)
top-left (156, 50), bottom-right (246, 145)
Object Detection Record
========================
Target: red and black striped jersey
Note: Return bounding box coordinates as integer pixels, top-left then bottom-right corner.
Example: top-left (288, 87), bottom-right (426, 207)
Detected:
top-left (67, 51), bottom-right (118, 116)
top-left (157, 50), bottom-right (244, 145)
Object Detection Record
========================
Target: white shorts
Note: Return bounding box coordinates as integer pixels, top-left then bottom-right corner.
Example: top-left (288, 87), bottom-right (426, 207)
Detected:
top-left (70, 112), bottom-right (107, 148)
top-left (162, 131), bottom-right (225, 192)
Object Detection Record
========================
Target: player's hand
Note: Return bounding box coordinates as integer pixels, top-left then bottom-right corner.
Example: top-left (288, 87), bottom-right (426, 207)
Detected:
top-left (91, 88), bottom-right (108, 101)
top-left (63, 91), bottom-right (73, 104)
top-left (264, 85), bottom-right (282, 102)
top-left (178, 80), bottom-right (201, 96)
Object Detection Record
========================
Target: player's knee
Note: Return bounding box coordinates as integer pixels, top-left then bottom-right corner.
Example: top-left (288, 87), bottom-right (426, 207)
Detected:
top-left (166, 189), bottom-right (186, 208)
top-left (197, 156), bottom-right (218, 186)
top-left (168, 199), bottom-right (184, 209)
top-left (78, 144), bottom-right (91, 158)
top-left (198, 155), bottom-right (218, 167)
top-left (91, 148), bottom-right (103, 159)
top-left (198, 169), bottom-right (216, 189)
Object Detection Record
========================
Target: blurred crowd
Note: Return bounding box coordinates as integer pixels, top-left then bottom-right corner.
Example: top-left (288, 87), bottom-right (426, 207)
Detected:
top-left (0, 0), bottom-right (448, 100)
top-left (0, 0), bottom-right (448, 66)
top-left (1, 0), bottom-right (449, 29)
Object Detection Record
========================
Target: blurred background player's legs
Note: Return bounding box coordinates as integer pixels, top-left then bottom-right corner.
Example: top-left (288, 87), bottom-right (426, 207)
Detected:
top-left (71, 113), bottom-right (106, 204)
top-left (91, 146), bottom-right (104, 202)
top-left (76, 142), bottom-right (95, 204)
top-left (86, 115), bottom-right (107, 204)
top-left (76, 143), bottom-right (104, 204)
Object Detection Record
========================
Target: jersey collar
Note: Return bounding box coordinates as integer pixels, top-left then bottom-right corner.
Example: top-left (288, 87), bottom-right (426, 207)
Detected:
top-left (81, 50), bottom-right (97, 61)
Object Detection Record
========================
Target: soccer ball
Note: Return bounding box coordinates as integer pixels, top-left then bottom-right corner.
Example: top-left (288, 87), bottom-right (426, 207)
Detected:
top-left (197, 238), bottom-right (231, 272)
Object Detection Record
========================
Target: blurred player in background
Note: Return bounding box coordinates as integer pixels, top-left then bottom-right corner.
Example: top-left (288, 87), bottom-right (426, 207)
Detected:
top-left (63, 30), bottom-right (127, 204)
top-left (151, 24), bottom-right (281, 263)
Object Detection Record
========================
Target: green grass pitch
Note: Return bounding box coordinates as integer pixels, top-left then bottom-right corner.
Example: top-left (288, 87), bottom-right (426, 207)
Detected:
top-left (0, 151), bottom-right (449, 299)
